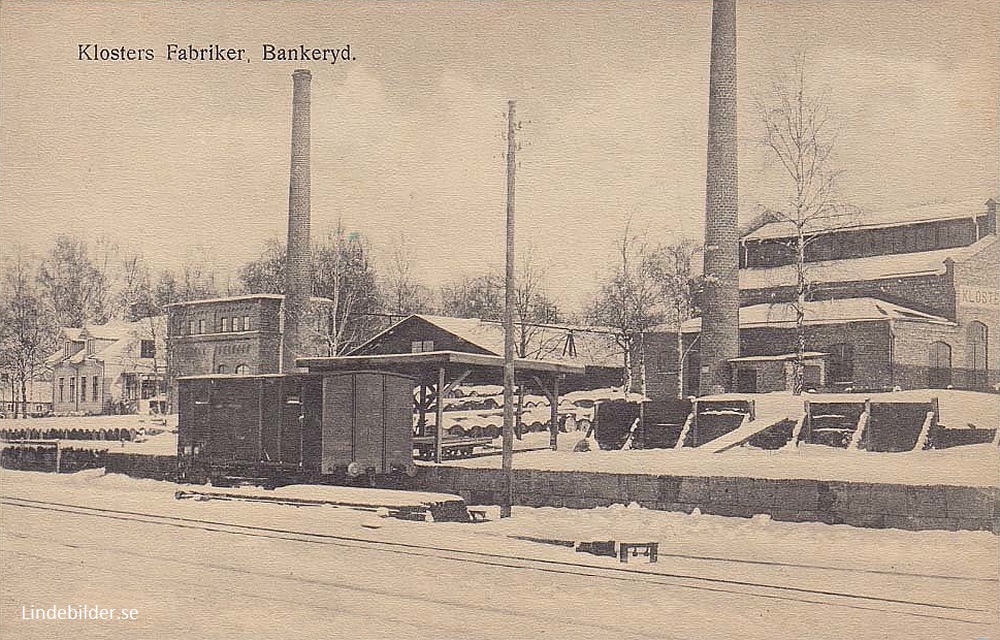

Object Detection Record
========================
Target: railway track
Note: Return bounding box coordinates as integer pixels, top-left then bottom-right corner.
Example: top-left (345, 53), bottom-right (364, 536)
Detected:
top-left (1, 495), bottom-right (995, 626)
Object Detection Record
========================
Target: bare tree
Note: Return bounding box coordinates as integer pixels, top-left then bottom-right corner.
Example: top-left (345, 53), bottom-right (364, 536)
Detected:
top-left (756, 54), bottom-right (856, 394)
top-left (511, 247), bottom-right (560, 358)
top-left (439, 274), bottom-right (504, 321)
top-left (310, 223), bottom-right (380, 355)
top-left (649, 239), bottom-right (700, 399)
top-left (383, 233), bottom-right (433, 316)
top-left (587, 217), bottom-right (664, 395)
top-left (239, 225), bottom-right (382, 357)
top-left (38, 236), bottom-right (111, 327)
top-left (0, 251), bottom-right (56, 418)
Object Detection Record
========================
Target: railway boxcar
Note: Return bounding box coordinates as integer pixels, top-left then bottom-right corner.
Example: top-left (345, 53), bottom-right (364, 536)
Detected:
top-left (177, 371), bottom-right (416, 485)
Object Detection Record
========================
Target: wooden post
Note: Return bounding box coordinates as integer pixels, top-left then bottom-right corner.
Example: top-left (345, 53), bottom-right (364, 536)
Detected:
top-left (549, 375), bottom-right (560, 450)
top-left (55, 440), bottom-right (61, 474)
top-left (434, 367), bottom-right (445, 464)
top-left (501, 99), bottom-right (517, 518)
top-left (417, 381), bottom-right (428, 437)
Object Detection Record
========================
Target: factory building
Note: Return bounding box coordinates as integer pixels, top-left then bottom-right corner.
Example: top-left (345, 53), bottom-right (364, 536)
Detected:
top-left (164, 294), bottom-right (338, 408)
top-left (645, 199), bottom-right (998, 397)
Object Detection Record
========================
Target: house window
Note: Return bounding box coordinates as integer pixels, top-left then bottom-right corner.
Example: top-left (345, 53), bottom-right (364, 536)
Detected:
top-left (221, 317), bottom-right (230, 332)
top-left (69, 377), bottom-right (75, 402)
top-left (968, 321), bottom-right (989, 389)
top-left (189, 319), bottom-right (197, 334)
top-left (410, 340), bottom-right (435, 353)
top-left (140, 339), bottom-right (156, 359)
top-left (199, 319), bottom-right (206, 334)
top-left (217, 364), bottom-right (228, 374)
top-left (928, 341), bottom-right (952, 388)
top-left (92, 376), bottom-right (99, 402)
top-left (243, 315), bottom-right (251, 331)
top-left (80, 377), bottom-right (87, 402)
top-left (234, 363), bottom-right (249, 375)
top-left (58, 378), bottom-right (65, 403)
top-left (232, 316), bottom-right (242, 332)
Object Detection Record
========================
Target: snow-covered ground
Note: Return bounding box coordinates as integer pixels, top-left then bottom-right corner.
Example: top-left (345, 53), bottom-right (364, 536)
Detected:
top-left (5, 468), bottom-right (995, 574)
top-left (1, 468), bottom-right (997, 639)
top-left (0, 413), bottom-right (177, 431)
top-left (708, 389), bottom-right (999, 430)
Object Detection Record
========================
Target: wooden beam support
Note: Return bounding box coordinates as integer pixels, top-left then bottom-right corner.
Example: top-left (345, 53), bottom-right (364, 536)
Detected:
top-left (442, 369), bottom-right (473, 397)
top-left (434, 367), bottom-right (445, 464)
top-left (549, 374), bottom-right (559, 451)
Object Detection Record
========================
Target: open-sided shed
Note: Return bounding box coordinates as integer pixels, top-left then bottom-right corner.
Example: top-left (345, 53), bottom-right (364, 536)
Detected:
top-left (297, 351), bottom-right (593, 462)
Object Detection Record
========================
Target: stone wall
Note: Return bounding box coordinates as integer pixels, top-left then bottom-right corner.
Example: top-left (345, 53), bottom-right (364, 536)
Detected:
top-left (413, 466), bottom-right (999, 533)
top-left (105, 453), bottom-right (178, 481)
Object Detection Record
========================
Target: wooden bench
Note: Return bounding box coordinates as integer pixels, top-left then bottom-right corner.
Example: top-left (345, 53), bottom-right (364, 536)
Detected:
top-left (468, 509), bottom-right (488, 522)
top-left (619, 542), bottom-right (658, 563)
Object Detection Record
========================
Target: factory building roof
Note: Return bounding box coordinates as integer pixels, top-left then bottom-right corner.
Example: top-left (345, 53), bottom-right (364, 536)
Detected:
top-left (678, 297), bottom-right (954, 333)
top-left (741, 198), bottom-right (995, 241)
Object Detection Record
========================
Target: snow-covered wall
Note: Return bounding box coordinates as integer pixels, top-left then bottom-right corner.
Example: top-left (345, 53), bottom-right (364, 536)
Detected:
top-left (414, 466), bottom-right (999, 533)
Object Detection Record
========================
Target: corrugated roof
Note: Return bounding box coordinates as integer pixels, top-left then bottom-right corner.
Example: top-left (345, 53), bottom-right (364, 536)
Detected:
top-left (742, 198), bottom-right (994, 241)
top-left (680, 297), bottom-right (954, 333)
top-left (739, 236), bottom-right (996, 290)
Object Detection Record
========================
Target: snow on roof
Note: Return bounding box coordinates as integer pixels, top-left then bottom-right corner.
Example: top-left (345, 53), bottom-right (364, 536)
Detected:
top-left (164, 294), bottom-right (334, 307)
top-left (680, 297), bottom-right (954, 333)
top-left (739, 237), bottom-right (996, 290)
top-left (164, 293), bottom-right (284, 307)
top-left (352, 314), bottom-right (625, 369)
top-left (49, 318), bottom-right (165, 367)
top-left (729, 352), bottom-right (829, 362)
top-left (742, 198), bottom-right (994, 241)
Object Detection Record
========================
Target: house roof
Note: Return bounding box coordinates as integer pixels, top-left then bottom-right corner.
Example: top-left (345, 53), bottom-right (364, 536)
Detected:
top-left (739, 235), bottom-right (997, 290)
top-left (742, 198), bottom-right (995, 241)
top-left (350, 314), bottom-right (625, 369)
top-left (164, 294), bottom-right (334, 308)
top-left (48, 318), bottom-right (165, 368)
top-left (679, 297), bottom-right (954, 333)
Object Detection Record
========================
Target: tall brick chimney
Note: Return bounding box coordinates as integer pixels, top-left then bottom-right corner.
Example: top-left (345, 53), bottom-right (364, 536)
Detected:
top-left (699, 0), bottom-right (740, 395)
top-left (281, 69), bottom-right (312, 372)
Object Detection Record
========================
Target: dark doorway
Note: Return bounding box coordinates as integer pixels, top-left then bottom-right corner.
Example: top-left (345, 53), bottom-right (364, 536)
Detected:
top-left (736, 368), bottom-right (757, 393)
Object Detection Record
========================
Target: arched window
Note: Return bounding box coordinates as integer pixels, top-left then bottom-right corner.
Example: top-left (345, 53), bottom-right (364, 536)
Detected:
top-left (928, 341), bottom-right (952, 388)
top-left (825, 343), bottom-right (854, 385)
top-left (968, 321), bottom-right (989, 389)
top-left (216, 364), bottom-right (228, 374)
top-left (234, 364), bottom-right (249, 375)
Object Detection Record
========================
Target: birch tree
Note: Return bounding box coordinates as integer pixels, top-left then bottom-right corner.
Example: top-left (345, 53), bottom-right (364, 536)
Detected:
top-left (756, 54), bottom-right (857, 394)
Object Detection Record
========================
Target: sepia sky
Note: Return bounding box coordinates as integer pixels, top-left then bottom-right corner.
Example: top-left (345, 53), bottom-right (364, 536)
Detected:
top-left (1, 0), bottom-right (997, 310)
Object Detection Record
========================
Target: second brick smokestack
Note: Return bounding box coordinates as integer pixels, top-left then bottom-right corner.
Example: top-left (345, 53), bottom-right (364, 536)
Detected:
top-left (699, 0), bottom-right (740, 395)
top-left (281, 69), bottom-right (312, 372)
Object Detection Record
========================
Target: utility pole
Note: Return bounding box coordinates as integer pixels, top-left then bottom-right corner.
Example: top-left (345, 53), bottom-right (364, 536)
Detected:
top-left (501, 100), bottom-right (516, 518)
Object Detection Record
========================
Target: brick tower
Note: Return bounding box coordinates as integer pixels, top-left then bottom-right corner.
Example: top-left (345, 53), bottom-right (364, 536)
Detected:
top-left (281, 69), bottom-right (312, 372)
top-left (699, 0), bottom-right (740, 395)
